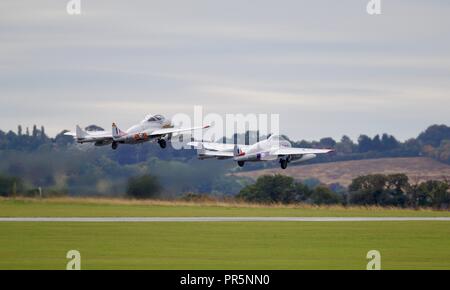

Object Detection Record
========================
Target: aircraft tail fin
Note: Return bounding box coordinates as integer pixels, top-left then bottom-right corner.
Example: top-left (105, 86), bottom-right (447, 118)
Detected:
top-left (198, 142), bottom-right (206, 154)
top-left (76, 125), bottom-right (88, 139)
top-left (233, 144), bottom-right (243, 158)
top-left (112, 123), bottom-right (126, 139)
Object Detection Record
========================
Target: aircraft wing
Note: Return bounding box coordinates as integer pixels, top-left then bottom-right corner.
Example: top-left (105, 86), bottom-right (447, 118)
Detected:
top-left (188, 142), bottom-right (232, 151)
top-left (272, 147), bottom-right (334, 156)
top-left (188, 141), bottom-right (251, 159)
top-left (187, 141), bottom-right (251, 152)
top-left (150, 125), bottom-right (210, 136)
top-left (86, 132), bottom-right (113, 140)
top-left (64, 131), bottom-right (77, 137)
top-left (198, 150), bottom-right (234, 158)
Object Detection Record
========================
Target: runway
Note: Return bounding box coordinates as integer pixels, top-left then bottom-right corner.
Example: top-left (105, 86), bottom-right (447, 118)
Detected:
top-left (0, 217), bottom-right (449, 222)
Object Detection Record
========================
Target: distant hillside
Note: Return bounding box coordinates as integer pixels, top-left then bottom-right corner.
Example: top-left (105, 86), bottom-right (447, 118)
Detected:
top-left (1, 123), bottom-right (450, 196)
top-left (234, 157), bottom-right (450, 186)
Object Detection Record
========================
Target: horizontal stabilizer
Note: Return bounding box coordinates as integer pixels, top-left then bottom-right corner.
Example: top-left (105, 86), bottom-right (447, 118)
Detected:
top-left (187, 141), bottom-right (249, 152)
top-left (272, 147), bottom-right (334, 156)
top-left (199, 151), bottom-right (234, 158)
top-left (151, 125), bottom-right (210, 137)
top-left (63, 131), bottom-right (76, 137)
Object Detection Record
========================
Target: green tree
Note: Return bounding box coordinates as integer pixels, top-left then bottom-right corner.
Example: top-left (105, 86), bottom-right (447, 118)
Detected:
top-left (336, 135), bottom-right (355, 154)
top-left (416, 180), bottom-right (450, 208)
top-left (418, 124), bottom-right (450, 147)
top-left (294, 182), bottom-right (313, 202)
top-left (237, 174), bottom-right (298, 204)
top-left (403, 138), bottom-right (421, 155)
top-left (372, 135), bottom-right (382, 151)
top-left (32, 125), bottom-right (37, 138)
top-left (126, 175), bottom-right (162, 199)
top-left (381, 133), bottom-right (400, 151)
top-left (385, 174), bottom-right (409, 205)
top-left (358, 135), bottom-right (373, 153)
top-left (348, 174), bottom-right (409, 206)
top-left (310, 186), bottom-right (341, 205)
top-left (0, 175), bottom-right (23, 197)
top-left (319, 137), bottom-right (336, 148)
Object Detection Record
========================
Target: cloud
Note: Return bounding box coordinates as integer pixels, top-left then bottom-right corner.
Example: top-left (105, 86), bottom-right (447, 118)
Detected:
top-left (0, 0), bottom-right (449, 141)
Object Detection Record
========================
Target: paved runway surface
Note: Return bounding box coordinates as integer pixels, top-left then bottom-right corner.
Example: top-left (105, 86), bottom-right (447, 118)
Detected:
top-left (0, 217), bottom-right (449, 222)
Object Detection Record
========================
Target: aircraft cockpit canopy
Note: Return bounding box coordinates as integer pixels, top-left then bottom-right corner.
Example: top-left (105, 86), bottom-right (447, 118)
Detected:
top-left (268, 135), bottom-right (287, 142)
top-left (268, 135), bottom-right (291, 147)
top-left (143, 114), bottom-right (165, 122)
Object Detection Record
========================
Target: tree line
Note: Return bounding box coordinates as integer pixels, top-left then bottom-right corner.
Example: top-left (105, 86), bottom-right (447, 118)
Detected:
top-left (2, 169), bottom-right (449, 209)
top-left (1, 123), bottom-right (450, 163)
top-left (112, 173), bottom-right (450, 209)
top-left (0, 123), bottom-right (450, 197)
top-left (236, 174), bottom-right (450, 209)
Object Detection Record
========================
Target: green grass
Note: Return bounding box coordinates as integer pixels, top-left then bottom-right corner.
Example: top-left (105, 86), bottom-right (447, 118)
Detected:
top-left (0, 222), bottom-right (449, 269)
top-left (0, 198), bottom-right (449, 269)
top-left (1, 198), bottom-right (449, 217)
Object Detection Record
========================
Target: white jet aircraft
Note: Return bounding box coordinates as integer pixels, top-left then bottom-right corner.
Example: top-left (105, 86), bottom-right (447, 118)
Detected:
top-left (65, 114), bottom-right (209, 150)
top-left (188, 135), bottom-right (334, 169)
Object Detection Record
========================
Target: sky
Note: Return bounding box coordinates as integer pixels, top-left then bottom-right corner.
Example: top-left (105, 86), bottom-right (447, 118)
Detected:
top-left (0, 0), bottom-right (449, 141)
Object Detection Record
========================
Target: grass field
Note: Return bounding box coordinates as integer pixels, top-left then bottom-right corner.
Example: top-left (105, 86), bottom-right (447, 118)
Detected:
top-left (0, 198), bottom-right (449, 269)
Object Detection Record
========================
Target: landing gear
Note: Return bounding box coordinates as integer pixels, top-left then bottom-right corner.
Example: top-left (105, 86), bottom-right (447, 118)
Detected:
top-left (158, 139), bottom-right (167, 149)
top-left (237, 161), bottom-right (245, 167)
top-left (280, 159), bottom-right (288, 169)
top-left (112, 142), bottom-right (118, 150)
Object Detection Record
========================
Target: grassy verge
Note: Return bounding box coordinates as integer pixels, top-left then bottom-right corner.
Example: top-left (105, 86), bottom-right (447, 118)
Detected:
top-left (0, 197), bottom-right (449, 217)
